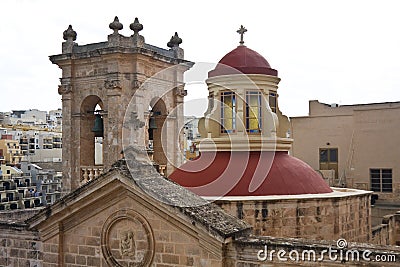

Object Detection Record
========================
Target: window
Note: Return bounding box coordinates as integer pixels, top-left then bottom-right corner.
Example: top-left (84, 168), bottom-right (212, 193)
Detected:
top-left (221, 91), bottom-right (236, 133)
top-left (245, 91), bottom-right (262, 133)
top-left (319, 148), bottom-right (339, 179)
top-left (319, 148), bottom-right (338, 163)
top-left (370, 169), bottom-right (392, 192)
top-left (320, 149), bottom-right (328, 162)
top-left (269, 92), bottom-right (277, 113)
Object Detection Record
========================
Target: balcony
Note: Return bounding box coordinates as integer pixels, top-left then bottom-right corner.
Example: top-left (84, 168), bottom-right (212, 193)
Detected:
top-left (80, 166), bottom-right (104, 185)
top-left (43, 139), bottom-right (53, 144)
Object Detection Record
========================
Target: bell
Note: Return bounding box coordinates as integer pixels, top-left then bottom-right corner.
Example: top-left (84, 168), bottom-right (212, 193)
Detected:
top-left (149, 116), bottom-right (157, 129)
top-left (92, 114), bottom-right (104, 137)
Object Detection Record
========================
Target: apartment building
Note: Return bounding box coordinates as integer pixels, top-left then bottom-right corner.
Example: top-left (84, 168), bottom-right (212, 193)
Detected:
top-left (291, 100), bottom-right (400, 202)
top-left (0, 135), bottom-right (23, 165)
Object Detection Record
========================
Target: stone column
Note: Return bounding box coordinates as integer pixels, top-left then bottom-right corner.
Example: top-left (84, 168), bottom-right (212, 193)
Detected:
top-left (105, 79), bottom-right (123, 170)
top-left (58, 83), bottom-right (73, 195)
top-left (171, 85), bottom-right (187, 174)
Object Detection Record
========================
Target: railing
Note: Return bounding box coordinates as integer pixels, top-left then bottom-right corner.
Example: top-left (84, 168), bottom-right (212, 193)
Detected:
top-left (80, 166), bottom-right (104, 185)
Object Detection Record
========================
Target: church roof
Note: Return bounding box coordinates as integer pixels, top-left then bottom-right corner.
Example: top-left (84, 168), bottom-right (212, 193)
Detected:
top-left (208, 45), bottom-right (278, 77)
top-left (27, 158), bottom-right (251, 239)
top-left (169, 151), bottom-right (333, 197)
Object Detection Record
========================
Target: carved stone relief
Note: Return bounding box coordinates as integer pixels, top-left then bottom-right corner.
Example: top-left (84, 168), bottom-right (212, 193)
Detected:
top-left (101, 209), bottom-right (155, 266)
top-left (58, 84), bottom-right (72, 95)
top-left (105, 79), bottom-right (122, 89)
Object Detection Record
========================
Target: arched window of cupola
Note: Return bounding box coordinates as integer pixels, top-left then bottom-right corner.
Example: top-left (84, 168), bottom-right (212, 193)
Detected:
top-left (269, 92), bottom-right (277, 113)
top-left (245, 91), bottom-right (262, 133)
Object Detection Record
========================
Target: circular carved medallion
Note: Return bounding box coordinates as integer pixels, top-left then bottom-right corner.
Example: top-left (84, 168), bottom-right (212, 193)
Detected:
top-left (101, 209), bottom-right (155, 266)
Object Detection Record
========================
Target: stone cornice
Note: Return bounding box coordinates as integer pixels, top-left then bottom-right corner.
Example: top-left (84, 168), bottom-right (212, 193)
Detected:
top-left (206, 74), bottom-right (281, 91)
top-left (198, 137), bottom-right (293, 152)
top-left (50, 46), bottom-right (194, 67)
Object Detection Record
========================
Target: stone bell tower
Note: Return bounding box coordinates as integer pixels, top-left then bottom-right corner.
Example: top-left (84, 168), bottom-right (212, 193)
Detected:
top-left (51, 17), bottom-right (193, 194)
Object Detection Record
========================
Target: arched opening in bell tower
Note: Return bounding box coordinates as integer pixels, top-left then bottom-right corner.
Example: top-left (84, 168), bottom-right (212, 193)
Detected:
top-left (80, 95), bottom-right (105, 170)
top-left (147, 97), bottom-right (167, 175)
top-left (94, 104), bottom-right (103, 165)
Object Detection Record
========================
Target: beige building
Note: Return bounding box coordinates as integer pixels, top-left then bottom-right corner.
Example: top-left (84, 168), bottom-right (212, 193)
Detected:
top-left (0, 135), bottom-right (23, 165)
top-left (290, 100), bottom-right (400, 202)
top-left (0, 164), bottom-right (23, 179)
top-left (3, 109), bottom-right (47, 126)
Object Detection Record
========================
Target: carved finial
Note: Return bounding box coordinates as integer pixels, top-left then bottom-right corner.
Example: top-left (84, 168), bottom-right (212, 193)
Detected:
top-left (167, 32), bottom-right (182, 48)
top-left (237, 25), bottom-right (247, 45)
top-left (130, 18), bottom-right (143, 35)
top-left (109, 16), bottom-right (123, 34)
top-left (63, 25), bottom-right (77, 42)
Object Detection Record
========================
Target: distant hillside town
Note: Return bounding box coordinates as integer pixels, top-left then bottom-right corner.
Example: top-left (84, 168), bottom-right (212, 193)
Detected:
top-left (0, 109), bottom-right (63, 211)
top-left (0, 108), bottom-right (62, 130)
top-left (0, 108), bottom-right (203, 211)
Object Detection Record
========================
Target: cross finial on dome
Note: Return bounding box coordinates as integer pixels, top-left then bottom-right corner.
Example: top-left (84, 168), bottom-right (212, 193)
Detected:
top-left (237, 25), bottom-right (247, 45)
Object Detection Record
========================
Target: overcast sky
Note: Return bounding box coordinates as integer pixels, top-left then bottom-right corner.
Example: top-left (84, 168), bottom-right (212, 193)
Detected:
top-left (1, 0), bottom-right (399, 117)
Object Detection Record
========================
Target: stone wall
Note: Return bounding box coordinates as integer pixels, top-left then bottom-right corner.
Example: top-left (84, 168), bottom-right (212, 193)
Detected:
top-left (216, 189), bottom-right (371, 242)
top-left (0, 209), bottom-right (42, 222)
top-left (0, 222), bottom-right (42, 267)
top-left (226, 236), bottom-right (400, 266)
top-left (0, 188), bottom-right (398, 267)
top-left (1, 216), bottom-right (399, 267)
top-left (371, 211), bottom-right (400, 246)
top-left (40, 196), bottom-right (224, 266)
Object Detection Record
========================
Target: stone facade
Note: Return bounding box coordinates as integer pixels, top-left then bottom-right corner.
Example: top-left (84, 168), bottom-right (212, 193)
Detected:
top-left (215, 188), bottom-right (371, 242)
top-left (0, 223), bottom-right (42, 267)
top-left (27, 159), bottom-right (251, 266)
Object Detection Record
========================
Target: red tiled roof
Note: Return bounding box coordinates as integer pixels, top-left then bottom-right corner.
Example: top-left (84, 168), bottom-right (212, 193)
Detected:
top-left (208, 46), bottom-right (278, 77)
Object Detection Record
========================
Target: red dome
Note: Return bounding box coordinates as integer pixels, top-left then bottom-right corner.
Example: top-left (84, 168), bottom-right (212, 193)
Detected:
top-left (169, 151), bottom-right (333, 197)
top-left (208, 46), bottom-right (278, 77)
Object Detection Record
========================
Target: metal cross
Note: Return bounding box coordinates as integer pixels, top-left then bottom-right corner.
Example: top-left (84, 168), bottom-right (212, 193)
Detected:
top-left (237, 25), bottom-right (247, 45)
